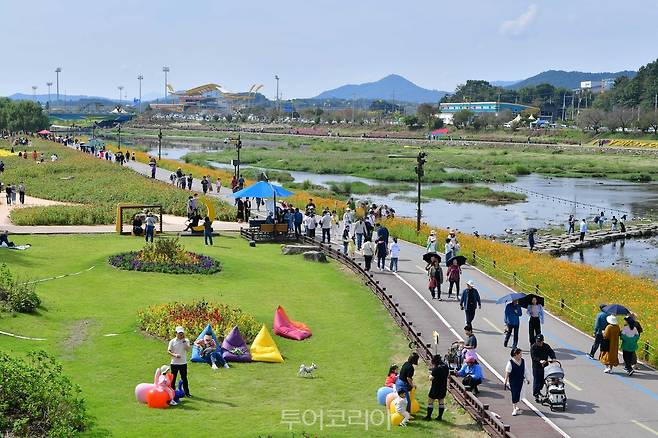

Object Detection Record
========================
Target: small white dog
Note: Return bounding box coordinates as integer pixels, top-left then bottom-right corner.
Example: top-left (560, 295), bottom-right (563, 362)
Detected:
top-left (298, 362), bottom-right (317, 378)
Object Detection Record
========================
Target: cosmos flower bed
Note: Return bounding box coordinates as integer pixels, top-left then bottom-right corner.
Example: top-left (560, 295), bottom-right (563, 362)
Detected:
top-left (108, 237), bottom-right (221, 274)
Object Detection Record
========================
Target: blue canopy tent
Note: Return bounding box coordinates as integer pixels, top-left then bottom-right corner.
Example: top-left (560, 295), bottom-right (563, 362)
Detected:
top-left (232, 181), bottom-right (294, 223)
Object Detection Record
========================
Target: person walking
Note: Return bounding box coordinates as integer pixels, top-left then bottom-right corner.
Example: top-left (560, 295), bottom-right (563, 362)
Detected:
top-left (353, 218), bottom-right (366, 251)
top-left (588, 304), bottom-right (608, 358)
top-left (201, 176), bottom-right (209, 194)
top-left (600, 314), bottom-right (620, 373)
top-left (304, 212), bottom-right (317, 238)
top-left (504, 348), bottom-right (530, 416)
top-left (611, 215), bottom-right (618, 231)
top-left (567, 215), bottom-right (575, 235)
top-left (446, 259), bottom-right (461, 299)
top-left (203, 216), bottom-right (213, 246)
top-left (527, 296), bottom-right (544, 345)
top-left (389, 237), bottom-right (400, 272)
top-left (530, 334), bottom-right (555, 401)
top-left (149, 158), bottom-right (157, 179)
top-left (579, 219), bottom-right (587, 242)
top-left (320, 210), bottom-right (332, 243)
top-left (375, 237), bottom-right (387, 271)
top-left (4, 184), bottom-right (10, 205)
top-left (293, 208), bottom-right (303, 238)
top-left (396, 353), bottom-right (419, 413)
top-left (17, 182), bottom-right (25, 205)
top-left (341, 227), bottom-right (350, 254)
top-left (144, 212), bottom-right (157, 243)
top-left (460, 281), bottom-right (481, 326)
top-left (427, 230), bottom-right (438, 253)
top-left (425, 354), bottom-right (449, 421)
top-left (168, 326), bottom-right (192, 398)
top-left (504, 299), bottom-right (522, 350)
top-left (215, 177), bottom-right (222, 194)
top-left (186, 173), bottom-right (193, 190)
top-left (621, 316), bottom-right (640, 376)
top-left (10, 184), bottom-right (16, 204)
top-left (362, 238), bottom-right (375, 271)
top-left (427, 257), bottom-right (443, 300)
top-left (528, 228), bottom-right (536, 251)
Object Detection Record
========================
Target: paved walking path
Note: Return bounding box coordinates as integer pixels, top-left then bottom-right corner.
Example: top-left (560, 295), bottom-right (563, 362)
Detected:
top-left (306, 232), bottom-right (658, 438)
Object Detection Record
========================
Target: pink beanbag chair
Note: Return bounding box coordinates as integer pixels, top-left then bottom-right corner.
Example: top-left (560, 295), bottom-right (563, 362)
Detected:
top-left (273, 305), bottom-right (312, 341)
top-left (221, 326), bottom-right (252, 362)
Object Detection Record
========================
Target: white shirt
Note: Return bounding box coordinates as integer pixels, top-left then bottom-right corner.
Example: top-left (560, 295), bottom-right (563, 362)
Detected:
top-left (353, 221), bottom-right (366, 234)
top-left (580, 221), bottom-right (587, 233)
top-left (321, 214), bottom-right (332, 228)
top-left (362, 241), bottom-right (375, 256)
top-left (168, 337), bottom-right (190, 365)
top-left (305, 216), bottom-right (317, 229)
top-left (394, 396), bottom-right (408, 413)
top-left (390, 242), bottom-right (401, 258)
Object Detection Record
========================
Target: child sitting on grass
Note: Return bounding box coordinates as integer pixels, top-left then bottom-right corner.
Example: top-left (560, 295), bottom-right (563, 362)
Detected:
top-left (393, 389), bottom-right (411, 427)
top-left (385, 364), bottom-right (399, 388)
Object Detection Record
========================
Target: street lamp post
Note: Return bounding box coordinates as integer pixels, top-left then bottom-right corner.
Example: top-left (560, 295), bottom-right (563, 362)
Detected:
top-left (117, 124), bottom-right (122, 150)
top-left (46, 82), bottom-right (52, 109)
top-left (118, 86), bottom-right (124, 105)
top-left (55, 67), bottom-right (61, 103)
top-left (158, 128), bottom-right (163, 160)
top-left (163, 66), bottom-right (170, 103)
top-left (275, 75), bottom-right (280, 117)
top-left (32, 86), bottom-right (38, 101)
top-left (235, 134), bottom-right (242, 178)
top-left (137, 74), bottom-right (143, 113)
top-left (388, 151), bottom-right (426, 232)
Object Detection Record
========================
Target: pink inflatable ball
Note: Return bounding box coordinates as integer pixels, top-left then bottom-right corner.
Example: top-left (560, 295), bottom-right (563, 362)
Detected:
top-left (135, 383), bottom-right (155, 403)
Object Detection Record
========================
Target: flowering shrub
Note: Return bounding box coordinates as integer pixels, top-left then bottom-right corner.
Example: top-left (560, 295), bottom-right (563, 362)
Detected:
top-left (138, 300), bottom-right (261, 342)
top-left (108, 238), bottom-right (220, 274)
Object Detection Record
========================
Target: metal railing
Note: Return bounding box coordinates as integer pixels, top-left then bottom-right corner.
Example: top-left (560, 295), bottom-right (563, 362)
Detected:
top-left (470, 250), bottom-right (656, 363)
top-left (297, 237), bottom-right (516, 438)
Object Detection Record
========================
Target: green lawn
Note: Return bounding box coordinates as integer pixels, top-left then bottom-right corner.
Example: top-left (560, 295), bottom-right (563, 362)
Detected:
top-left (0, 234), bottom-right (482, 437)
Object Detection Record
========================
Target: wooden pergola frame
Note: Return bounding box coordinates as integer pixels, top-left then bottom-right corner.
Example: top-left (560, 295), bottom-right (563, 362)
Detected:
top-left (115, 203), bottom-right (163, 235)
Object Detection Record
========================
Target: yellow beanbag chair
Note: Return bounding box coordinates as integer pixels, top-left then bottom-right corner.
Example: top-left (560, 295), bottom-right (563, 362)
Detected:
top-left (250, 325), bottom-right (283, 363)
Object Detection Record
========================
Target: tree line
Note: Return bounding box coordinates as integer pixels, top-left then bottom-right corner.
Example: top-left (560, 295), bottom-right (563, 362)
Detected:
top-left (0, 98), bottom-right (50, 133)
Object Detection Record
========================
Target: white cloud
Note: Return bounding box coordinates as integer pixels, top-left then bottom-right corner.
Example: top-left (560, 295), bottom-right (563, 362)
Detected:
top-left (500, 4), bottom-right (538, 37)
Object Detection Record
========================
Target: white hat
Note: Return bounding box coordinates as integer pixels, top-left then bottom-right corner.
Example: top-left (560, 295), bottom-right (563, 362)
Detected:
top-left (175, 326), bottom-right (185, 333)
top-left (606, 315), bottom-right (618, 325)
top-left (160, 365), bottom-right (170, 374)
top-left (466, 280), bottom-right (475, 287)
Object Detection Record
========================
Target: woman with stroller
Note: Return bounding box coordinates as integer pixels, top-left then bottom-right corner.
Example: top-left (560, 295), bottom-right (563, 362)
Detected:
top-left (504, 348), bottom-right (530, 416)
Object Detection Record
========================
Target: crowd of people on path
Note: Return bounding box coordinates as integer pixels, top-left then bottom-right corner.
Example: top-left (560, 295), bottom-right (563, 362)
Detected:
top-left (589, 304), bottom-right (643, 376)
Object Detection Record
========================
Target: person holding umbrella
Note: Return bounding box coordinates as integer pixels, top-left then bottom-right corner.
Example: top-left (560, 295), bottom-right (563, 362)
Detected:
top-left (460, 281), bottom-right (481, 326)
top-left (426, 256), bottom-right (443, 300)
top-left (526, 295), bottom-right (545, 345)
top-left (600, 314), bottom-right (620, 373)
top-left (446, 258), bottom-right (462, 300)
top-left (504, 299), bottom-right (522, 350)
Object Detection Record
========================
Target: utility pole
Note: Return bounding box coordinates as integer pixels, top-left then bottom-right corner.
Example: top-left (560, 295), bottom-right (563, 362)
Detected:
top-left (117, 124), bottom-right (121, 150)
top-left (158, 128), bottom-right (163, 160)
top-left (352, 93), bottom-right (355, 123)
top-left (388, 152), bottom-right (426, 232)
top-left (118, 86), bottom-right (123, 105)
top-left (32, 86), bottom-right (37, 101)
top-left (55, 67), bottom-right (61, 103)
top-left (162, 66), bottom-right (170, 103)
top-left (562, 93), bottom-right (566, 121)
top-left (137, 74), bottom-right (143, 113)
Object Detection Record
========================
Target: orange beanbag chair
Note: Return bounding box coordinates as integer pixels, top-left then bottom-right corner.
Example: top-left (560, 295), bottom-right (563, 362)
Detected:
top-left (273, 305), bottom-right (312, 341)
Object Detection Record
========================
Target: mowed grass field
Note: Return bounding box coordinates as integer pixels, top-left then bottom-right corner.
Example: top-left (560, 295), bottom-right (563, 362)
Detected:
top-left (0, 234), bottom-right (483, 437)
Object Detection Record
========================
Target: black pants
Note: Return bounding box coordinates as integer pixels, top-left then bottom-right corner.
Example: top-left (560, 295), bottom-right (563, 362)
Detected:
top-left (448, 280), bottom-right (460, 298)
top-left (532, 366), bottom-right (544, 397)
top-left (590, 332), bottom-right (603, 357)
top-left (171, 363), bottom-right (190, 396)
top-left (462, 375), bottom-right (482, 393)
top-left (529, 316), bottom-right (541, 345)
top-left (623, 350), bottom-right (635, 372)
top-left (19, 192), bottom-right (25, 204)
top-left (308, 228), bottom-right (316, 238)
top-left (504, 324), bottom-right (519, 349)
top-left (294, 223), bottom-right (301, 237)
top-left (364, 255), bottom-right (373, 271)
top-left (465, 308), bottom-right (476, 326)
top-left (377, 256), bottom-right (386, 269)
top-left (322, 227), bottom-right (331, 243)
top-left (579, 232), bottom-right (585, 241)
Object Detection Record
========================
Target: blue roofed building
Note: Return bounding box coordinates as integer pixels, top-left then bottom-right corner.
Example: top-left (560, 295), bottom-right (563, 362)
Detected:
top-left (438, 101), bottom-right (538, 124)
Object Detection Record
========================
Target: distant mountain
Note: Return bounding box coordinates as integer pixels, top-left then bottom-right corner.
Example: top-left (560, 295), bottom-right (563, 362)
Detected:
top-left (314, 74), bottom-right (447, 103)
top-left (490, 80), bottom-right (520, 87)
top-left (508, 70), bottom-right (637, 90)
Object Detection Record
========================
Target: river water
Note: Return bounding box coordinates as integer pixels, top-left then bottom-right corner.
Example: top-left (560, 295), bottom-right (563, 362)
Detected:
top-left (149, 146), bottom-right (658, 278)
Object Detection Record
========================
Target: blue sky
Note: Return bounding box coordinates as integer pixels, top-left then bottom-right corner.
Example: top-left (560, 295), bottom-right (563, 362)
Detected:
top-left (1, 0), bottom-right (656, 100)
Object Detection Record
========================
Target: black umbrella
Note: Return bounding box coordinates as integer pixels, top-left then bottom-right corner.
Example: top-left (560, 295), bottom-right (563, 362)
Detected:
top-left (446, 255), bottom-right (467, 266)
top-left (422, 252), bottom-right (441, 264)
top-left (603, 304), bottom-right (630, 315)
top-left (517, 294), bottom-right (544, 308)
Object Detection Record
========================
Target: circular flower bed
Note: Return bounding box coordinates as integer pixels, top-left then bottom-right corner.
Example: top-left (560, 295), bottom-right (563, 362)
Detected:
top-left (109, 251), bottom-right (221, 274)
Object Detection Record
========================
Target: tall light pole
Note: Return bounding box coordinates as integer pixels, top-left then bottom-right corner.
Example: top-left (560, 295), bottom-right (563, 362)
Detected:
top-left (55, 67), bottom-right (61, 103)
top-left (275, 75), bottom-right (280, 116)
top-left (32, 86), bottom-right (38, 101)
top-left (163, 66), bottom-right (170, 103)
top-left (46, 82), bottom-right (52, 108)
top-left (388, 152), bottom-right (426, 232)
top-left (118, 86), bottom-right (124, 105)
top-left (137, 74), bottom-right (143, 113)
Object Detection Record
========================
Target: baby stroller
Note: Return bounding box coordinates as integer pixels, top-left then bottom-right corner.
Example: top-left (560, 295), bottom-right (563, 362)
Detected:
top-left (444, 341), bottom-right (464, 371)
top-left (538, 360), bottom-right (567, 411)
